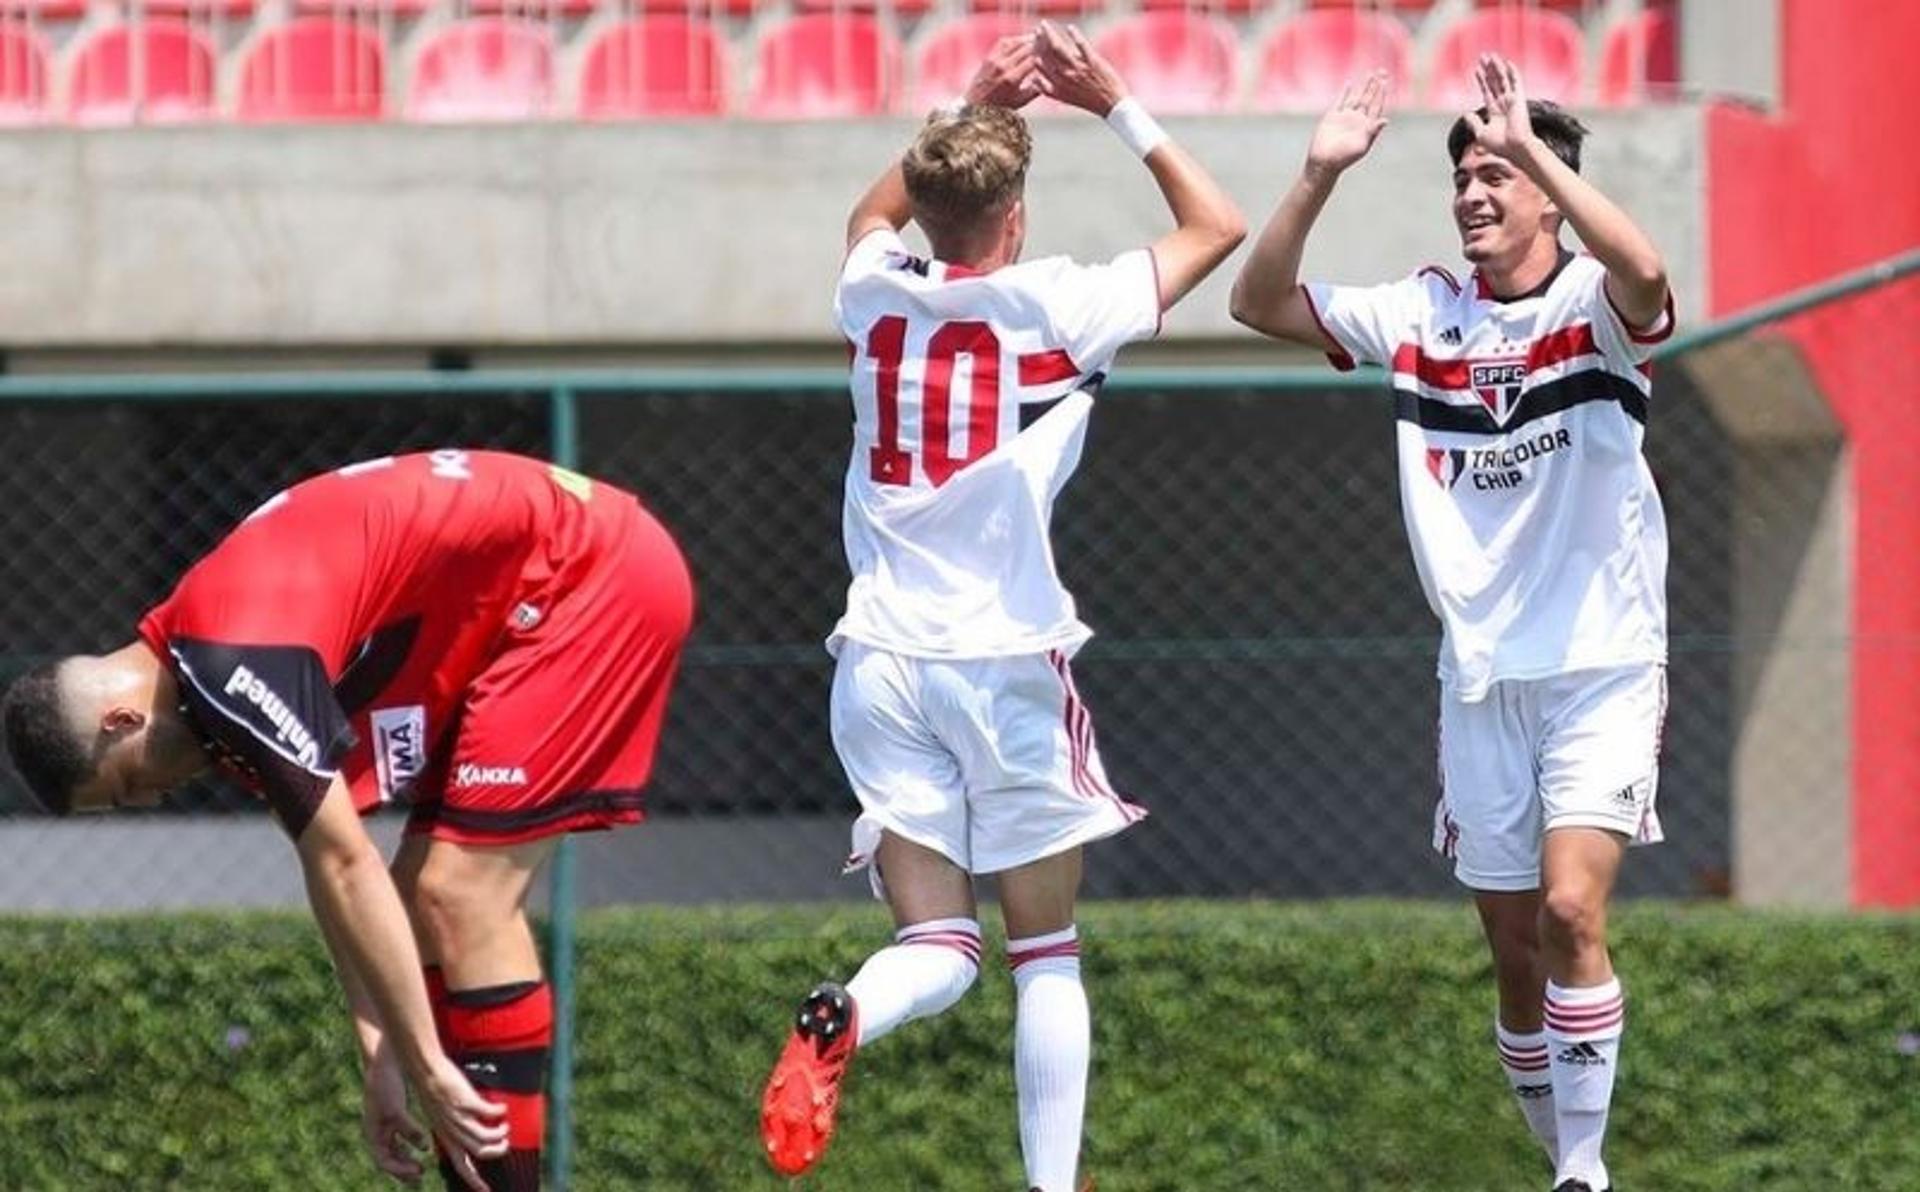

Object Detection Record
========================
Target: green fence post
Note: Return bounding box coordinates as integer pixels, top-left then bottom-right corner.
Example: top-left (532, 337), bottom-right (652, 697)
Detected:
top-left (546, 385), bottom-right (580, 1191)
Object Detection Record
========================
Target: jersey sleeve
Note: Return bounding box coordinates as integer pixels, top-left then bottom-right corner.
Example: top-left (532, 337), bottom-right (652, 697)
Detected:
top-left (1300, 278), bottom-right (1415, 371)
top-left (1583, 263), bottom-right (1676, 365)
top-left (835, 228), bottom-right (913, 333)
top-left (167, 636), bottom-right (356, 839)
top-left (1043, 249), bottom-right (1162, 371)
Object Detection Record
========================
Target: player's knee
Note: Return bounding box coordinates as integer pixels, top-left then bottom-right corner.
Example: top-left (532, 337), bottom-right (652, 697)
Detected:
top-left (1538, 885), bottom-right (1607, 954)
top-left (408, 866), bottom-right (495, 954)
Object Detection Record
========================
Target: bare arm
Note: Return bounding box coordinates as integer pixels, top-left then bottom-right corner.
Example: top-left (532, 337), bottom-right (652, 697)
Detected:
top-left (296, 782), bottom-right (505, 1184)
top-left (312, 894), bottom-right (433, 1185)
top-left (1036, 22), bottom-right (1245, 311)
top-left (1230, 72), bottom-right (1390, 346)
top-left (845, 35), bottom-right (1045, 252)
top-left (1465, 54), bottom-right (1669, 327)
top-left (845, 162), bottom-right (911, 254)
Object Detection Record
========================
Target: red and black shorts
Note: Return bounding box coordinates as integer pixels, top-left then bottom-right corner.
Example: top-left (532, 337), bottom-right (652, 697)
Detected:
top-left (399, 502), bottom-right (694, 846)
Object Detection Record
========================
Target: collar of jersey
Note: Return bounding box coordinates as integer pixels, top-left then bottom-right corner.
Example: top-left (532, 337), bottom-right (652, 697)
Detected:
top-left (1472, 248), bottom-right (1575, 304)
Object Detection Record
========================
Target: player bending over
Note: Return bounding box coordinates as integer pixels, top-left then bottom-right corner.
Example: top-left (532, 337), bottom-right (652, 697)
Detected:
top-left (2, 449), bottom-right (693, 1192)
top-left (1231, 57), bottom-right (1672, 1192)
top-left (757, 24), bottom-right (1243, 1192)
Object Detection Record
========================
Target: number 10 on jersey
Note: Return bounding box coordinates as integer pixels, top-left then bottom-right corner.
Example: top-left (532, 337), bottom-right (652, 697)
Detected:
top-left (865, 316), bottom-right (1003, 489)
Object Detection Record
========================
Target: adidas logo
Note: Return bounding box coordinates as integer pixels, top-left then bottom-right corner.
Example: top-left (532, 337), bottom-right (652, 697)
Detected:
top-left (1556, 1042), bottom-right (1609, 1068)
top-left (1438, 325), bottom-right (1463, 345)
top-left (1515, 1081), bottom-right (1553, 1100)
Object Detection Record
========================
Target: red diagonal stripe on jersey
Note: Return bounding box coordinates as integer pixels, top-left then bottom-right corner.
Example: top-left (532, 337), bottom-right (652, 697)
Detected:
top-left (1527, 322), bottom-right (1601, 371)
top-left (1018, 349), bottom-right (1081, 386)
top-left (1392, 343), bottom-right (1472, 390)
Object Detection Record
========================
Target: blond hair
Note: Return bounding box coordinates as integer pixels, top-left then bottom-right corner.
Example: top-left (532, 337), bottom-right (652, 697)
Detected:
top-left (902, 104), bottom-right (1032, 242)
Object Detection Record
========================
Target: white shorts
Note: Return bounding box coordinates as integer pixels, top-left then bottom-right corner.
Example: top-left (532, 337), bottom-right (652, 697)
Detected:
top-left (1433, 663), bottom-right (1666, 892)
top-left (832, 642), bottom-right (1146, 885)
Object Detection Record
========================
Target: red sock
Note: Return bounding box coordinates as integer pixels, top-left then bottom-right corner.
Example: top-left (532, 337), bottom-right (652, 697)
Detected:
top-left (439, 980), bottom-right (551, 1192)
top-left (424, 965), bottom-right (452, 1046)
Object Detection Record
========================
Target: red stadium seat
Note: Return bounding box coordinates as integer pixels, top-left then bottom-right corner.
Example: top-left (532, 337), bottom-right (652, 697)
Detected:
top-left (1474, 0), bottom-right (1585, 12)
top-left (1306, 0), bottom-right (1430, 10)
top-left (1424, 8), bottom-right (1584, 110)
top-left (748, 14), bottom-right (899, 118)
top-left (66, 21), bottom-right (218, 124)
top-left (578, 16), bottom-right (729, 118)
top-left (1093, 13), bottom-right (1236, 115)
top-left (632, 0), bottom-right (758, 18)
top-left (0, 0), bottom-right (87, 18)
top-left (293, 0), bottom-right (433, 16)
top-left (407, 19), bottom-right (553, 121)
top-left (796, 0), bottom-right (934, 17)
top-left (1598, 7), bottom-right (1677, 107)
top-left (236, 18), bottom-right (385, 122)
top-left (1139, 0), bottom-right (1269, 15)
top-left (907, 13), bottom-right (1026, 115)
top-left (1251, 9), bottom-right (1411, 112)
top-left (0, 24), bottom-right (49, 124)
top-left (466, 0), bottom-right (597, 18)
top-left (967, 0), bottom-right (1099, 15)
top-left (139, 0), bottom-right (259, 18)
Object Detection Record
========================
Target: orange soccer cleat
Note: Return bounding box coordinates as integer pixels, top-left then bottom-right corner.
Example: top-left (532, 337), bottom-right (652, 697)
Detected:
top-left (760, 981), bottom-right (860, 1177)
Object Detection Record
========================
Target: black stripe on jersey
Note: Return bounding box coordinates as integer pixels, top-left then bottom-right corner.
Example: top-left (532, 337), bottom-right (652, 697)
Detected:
top-left (408, 787), bottom-right (646, 834)
top-left (1394, 369), bottom-right (1648, 436)
top-left (335, 616), bottom-right (422, 718)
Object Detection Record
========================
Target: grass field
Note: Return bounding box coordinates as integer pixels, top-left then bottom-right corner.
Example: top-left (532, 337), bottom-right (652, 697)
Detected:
top-left (0, 900), bottom-right (1915, 1190)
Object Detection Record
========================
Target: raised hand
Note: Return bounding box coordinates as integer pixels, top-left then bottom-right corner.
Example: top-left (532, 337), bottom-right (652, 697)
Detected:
top-left (1461, 53), bottom-right (1534, 160)
top-left (964, 33), bottom-right (1044, 109)
top-left (1305, 70), bottom-right (1390, 177)
top-left (1034, 21), bottom-right (1127, 117)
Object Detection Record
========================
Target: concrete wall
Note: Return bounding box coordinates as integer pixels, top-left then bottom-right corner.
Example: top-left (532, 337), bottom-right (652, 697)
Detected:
top-left (0, 109), bottom-right (1705, 356)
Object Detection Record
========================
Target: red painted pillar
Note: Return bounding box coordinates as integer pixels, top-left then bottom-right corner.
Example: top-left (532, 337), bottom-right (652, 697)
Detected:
top-left (1707, 0), bottom-right (1920, 905)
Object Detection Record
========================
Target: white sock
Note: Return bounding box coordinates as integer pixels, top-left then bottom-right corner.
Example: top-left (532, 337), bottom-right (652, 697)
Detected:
top-left (1496, 1022), bottom-right (1559, 1165)
top-left (845, 917), bottom-right (981, 1047)
top-left (1009, 926), bottom-right (1088, 1192)
top-left (1546, 978), bottom-right (1625, 1190)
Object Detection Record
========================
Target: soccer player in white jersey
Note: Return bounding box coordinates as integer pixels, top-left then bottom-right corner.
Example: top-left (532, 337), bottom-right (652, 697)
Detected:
top-left (758, 24), bottom-right (1243, 1192)
top-left (1230, 57), bottom-right (1671, 1192)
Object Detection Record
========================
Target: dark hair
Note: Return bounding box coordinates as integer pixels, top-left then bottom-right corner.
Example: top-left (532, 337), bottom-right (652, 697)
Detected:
top-left (1447, 100), bottom-right (1589, 173)
top-left (2, 661), bottom-right (88, 815)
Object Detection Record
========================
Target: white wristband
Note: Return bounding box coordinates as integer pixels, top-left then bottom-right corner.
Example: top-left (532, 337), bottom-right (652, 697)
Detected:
top-left (1104, 97), bottom-right (1169, 159)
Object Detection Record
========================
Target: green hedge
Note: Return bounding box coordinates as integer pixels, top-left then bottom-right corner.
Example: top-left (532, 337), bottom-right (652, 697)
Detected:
top-left (0, 902), bottom-right (1914, 1190)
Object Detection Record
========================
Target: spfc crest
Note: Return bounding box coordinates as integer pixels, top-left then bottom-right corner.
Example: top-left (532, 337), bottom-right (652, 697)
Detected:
top-left (1469, 359), bottom-right (1528, 422)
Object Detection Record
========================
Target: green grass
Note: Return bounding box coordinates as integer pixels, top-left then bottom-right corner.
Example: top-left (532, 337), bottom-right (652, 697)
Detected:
top-left (0, 902), bottom-right (1915, 1190)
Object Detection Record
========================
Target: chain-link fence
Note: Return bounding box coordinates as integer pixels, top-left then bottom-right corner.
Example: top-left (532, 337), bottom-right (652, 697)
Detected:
top-left (0, 252), bottom-right (1915, 913)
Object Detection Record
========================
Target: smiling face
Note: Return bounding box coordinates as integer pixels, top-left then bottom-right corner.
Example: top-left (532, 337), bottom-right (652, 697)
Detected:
top-left (1452, 143), bottom-right (1558, 270)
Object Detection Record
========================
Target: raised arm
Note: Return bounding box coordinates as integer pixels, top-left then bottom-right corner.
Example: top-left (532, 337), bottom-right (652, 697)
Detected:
top-left (1036, 22), bottom-right (1245, 311)
top-left (845, 35), bottom-right (1045, 252)
top-left (1464, 54), bottom-right (1668, 327)
top-left (1230, 71), bottom-right (1389, 345)
top-left (295, 782), bottom-right (507, 1190)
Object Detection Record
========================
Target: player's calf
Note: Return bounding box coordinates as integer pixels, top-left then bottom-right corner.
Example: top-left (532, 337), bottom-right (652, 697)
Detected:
top-left (1010, 926), bottom-right (1089, 1192)
top-left (438, 980), bottom-right (552, 1192)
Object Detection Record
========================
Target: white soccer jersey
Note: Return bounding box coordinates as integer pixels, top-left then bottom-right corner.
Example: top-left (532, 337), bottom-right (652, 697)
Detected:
top-left (828, 227), bottom-right (1160, 659)
top-left (1304, 253), bottom-right (1675, 701)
